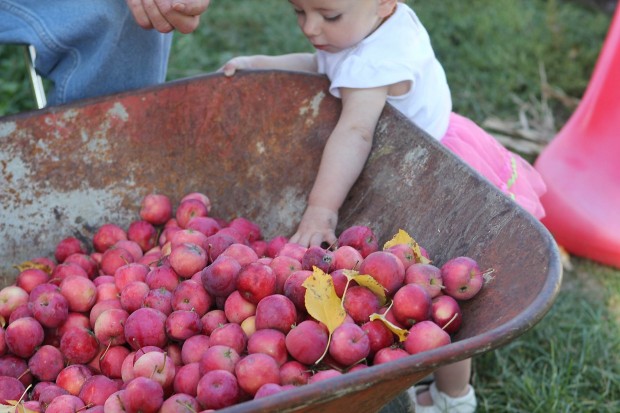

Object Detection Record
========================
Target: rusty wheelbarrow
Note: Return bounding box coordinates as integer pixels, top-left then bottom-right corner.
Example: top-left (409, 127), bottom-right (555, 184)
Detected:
top-left (0, 71), bottom-right (562, 412)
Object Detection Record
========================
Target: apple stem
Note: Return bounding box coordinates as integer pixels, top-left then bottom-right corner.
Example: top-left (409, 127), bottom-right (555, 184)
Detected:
top-left (77, 403), bottom-right (94, 412)
top-left (16, 384), bottom-right (32, 405)
top-left (100, 339), bottom-right (112, 362)
top-left (17, 368), bottom-right (31, 381)
top-left (442, 312), bottom-right (459, 331)
top-left (181, 399), bottom-right (198, 413)
top-left (340, 278), bottom-right (353, 311)
top-left (482, 268), bottom-right (496, 285)
top-left (315, 333), bottom-right (332, 366)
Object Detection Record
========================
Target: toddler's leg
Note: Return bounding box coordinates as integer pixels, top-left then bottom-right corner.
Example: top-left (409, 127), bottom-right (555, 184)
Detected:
top-left (411, 358), bottom-right (476, 412)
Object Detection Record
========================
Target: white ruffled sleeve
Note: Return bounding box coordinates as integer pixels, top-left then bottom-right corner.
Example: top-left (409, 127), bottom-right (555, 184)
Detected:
top-left (325, 55), bottom-right (416, 98)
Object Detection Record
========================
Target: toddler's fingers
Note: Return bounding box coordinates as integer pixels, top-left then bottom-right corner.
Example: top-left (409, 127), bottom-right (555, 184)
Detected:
top-left (220, 63), bottom-right (238, 77)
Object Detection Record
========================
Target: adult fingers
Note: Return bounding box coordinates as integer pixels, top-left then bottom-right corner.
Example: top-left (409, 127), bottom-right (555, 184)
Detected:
top-left (142, 0), bottom-right (174, 33)
top-left (126, 0), bottom-right (154, 30)
top-left (172, 0), bottom-right (211, 16)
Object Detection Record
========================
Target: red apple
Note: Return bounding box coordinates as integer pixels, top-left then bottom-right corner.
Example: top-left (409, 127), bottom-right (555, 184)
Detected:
top-left (5, 316), bottom-right (45, 358)
top-left (119, 281), bottom-right (149, 313)
top-left (373, 346), bottom-right (410, 365)
top-left (199, 344), bottom-right (241, 375)
top-left (55, 236), bottom-right (87, 263)
top-left (140, 193), bottom-right (173, 226)
top-left (196, 369), bottom-right (240, 410)
top-left (224, 290), bottom-right (257, 325)
top-left (176, 199), bottom-right (209, 229)
top-left (78, 374), bottom-right (121, 407)
top-left (64, 253), bottom-right (99, 279)
top-left (16, 268), bottom-right (50, 293)
top-left (235, 353), bottom-right (280, 396)
top-left (172, 279), bottom-right (213, 316)
top-left (403, 320), bottom-right (451, 355)
top-left (162, 392), bottom-right (201, 412)
top-left (28, 344), bottom-right (64, 382)
top-left (123, 376), bottom-right (164, 413)
top-left (405, 263), bottom-right (444, 298)
top-left (93, 223), bottom-right (127, 253)
top-left (220, 243), bottom-right (259, 267)
top-left (94, 308), bottom-right (129, 346)
top-left (337, 225), bottom-right (379, 258)
top-left (279, 360), bottom-right (311, 386)
top-left (201, 309), bottom-right (228, 335)
top-left (269, 255), bottom-right (302, 294)
top-left (56, 364), bottom-right (93, 396)
top-left (266, 235), bottom-right (288, 258)
top-left (59, 274), bottom-right (97, 313)
top-left (285, 320), bottom-right (328, 365)
top-left (328, 322), bottom-right (370, 366)
top-left (0, 285), bottom-right (29, 319)
top-left (124, 307), bottom-right (168, 350)
top-left (254, 294), bottom-right (297, 334)
top-left (247, 328), bottom-right (288, 366)
top-left (236, 262), bottom-right (276, 304)
top-left (392, 283), bottom-right (432, 327)
top-left (342, 285), bottom-right (381, 324)
top-left (228, 217), bottom-right (262, 244)
top-left (100, 345), bottom-right (131, 379)
top-left (332, 245), bottom-right (364, 271)
top-left (165, 309), bottom-right (203, 341)
top-left (441, 256), bottom-right (484, 300)
top-left (209, 322), bottom-right (247, 355)
top-left (301, 245), bottom-right (335, 273)
top-left (169, 242), bottom-right (208, 278)
top-left (132, 351), bottom-right (176, 389)
top-left (59, 326), bottom-right (99, 364)
top-left (357, 250), bottom-right (405, 295)
top-left (431, 294), bottom-right (463, 334)
top-left (145, 264), bottom-right (180, 291)
top-left (127, 220), bottom-right (158, 252)
top-left (201, 255), bottom-right (241, 298)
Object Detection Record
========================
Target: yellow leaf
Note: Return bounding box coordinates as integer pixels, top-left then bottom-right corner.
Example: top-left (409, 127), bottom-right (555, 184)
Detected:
top-left (383, 229), bottom-right (413, 250)
top-left (302, 267), bottom-right (346, 334)
top-left (342, 269), bottom-right (387, 306)
top-left (369, 312), bottom-right (409, 342)
top-left (0, 400), bottom-right (37, 413)
top-left (383, 229), bottom-right (431, 264)
top-left (0, 403), bottom-right (15, 413)
top-left (13, 260), bottom-right (53, 275)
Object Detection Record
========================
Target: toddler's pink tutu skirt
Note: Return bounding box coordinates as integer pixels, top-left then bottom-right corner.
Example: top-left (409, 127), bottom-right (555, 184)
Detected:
top-left (440, 112), bottom-right (547, 219)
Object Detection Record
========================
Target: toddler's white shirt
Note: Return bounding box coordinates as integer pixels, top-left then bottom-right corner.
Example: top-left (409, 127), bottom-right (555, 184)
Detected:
top-left (316, 3), bottom-right (452, 140)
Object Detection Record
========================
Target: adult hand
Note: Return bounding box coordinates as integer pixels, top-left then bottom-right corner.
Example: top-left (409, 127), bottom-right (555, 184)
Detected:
top-left (126, 0), bottom-right (210, 34)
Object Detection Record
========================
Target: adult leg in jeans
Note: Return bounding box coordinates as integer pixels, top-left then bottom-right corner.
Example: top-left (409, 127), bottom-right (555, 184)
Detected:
top-left (0, 0), bottom-right (172, 105)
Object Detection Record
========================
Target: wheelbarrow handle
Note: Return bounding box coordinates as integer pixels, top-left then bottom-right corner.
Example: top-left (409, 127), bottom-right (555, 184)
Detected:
top-left (24, 44), bottom-right (47, 110)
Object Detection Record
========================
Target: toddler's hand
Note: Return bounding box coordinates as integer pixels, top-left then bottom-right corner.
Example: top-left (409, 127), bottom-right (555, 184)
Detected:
top-left (218, 56), bottom-right (256, 77)
top-left (289, 206), bottom-right (338, 248)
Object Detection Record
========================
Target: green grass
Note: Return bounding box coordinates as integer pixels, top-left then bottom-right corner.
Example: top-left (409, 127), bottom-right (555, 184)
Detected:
top-left (2, 1), bottom-right (619, 411)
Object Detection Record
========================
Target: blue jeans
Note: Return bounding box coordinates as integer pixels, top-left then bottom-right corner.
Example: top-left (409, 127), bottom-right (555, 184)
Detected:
top-left (0, 0), bottom-right (173, 105)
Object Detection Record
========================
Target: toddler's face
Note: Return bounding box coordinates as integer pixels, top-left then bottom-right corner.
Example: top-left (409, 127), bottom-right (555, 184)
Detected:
top-left (288, 0), bottom-right (394, 53)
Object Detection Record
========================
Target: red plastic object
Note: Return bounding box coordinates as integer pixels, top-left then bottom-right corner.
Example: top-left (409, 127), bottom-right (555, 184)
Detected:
top-left (534, 6), bottom-right (620, 269)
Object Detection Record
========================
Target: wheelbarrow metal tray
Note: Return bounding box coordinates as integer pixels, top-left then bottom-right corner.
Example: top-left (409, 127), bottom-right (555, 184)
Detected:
top-left (0, 71), bottom-right (562, 413)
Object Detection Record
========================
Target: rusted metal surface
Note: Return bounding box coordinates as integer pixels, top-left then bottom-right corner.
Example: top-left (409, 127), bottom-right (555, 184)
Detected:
top-left (0, 71), bottom-right (562, 413)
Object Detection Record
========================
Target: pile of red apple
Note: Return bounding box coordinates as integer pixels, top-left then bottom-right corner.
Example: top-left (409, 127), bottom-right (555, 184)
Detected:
top-left (0, 192), bottom-right (489, 412)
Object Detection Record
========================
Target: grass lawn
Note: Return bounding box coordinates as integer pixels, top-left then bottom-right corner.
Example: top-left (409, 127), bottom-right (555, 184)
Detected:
top-left (1, 1), bottom-right (619, 411)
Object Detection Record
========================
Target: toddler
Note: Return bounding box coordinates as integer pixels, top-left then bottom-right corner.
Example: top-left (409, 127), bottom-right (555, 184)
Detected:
top-left (221, 1), bottom-right (546, 412)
